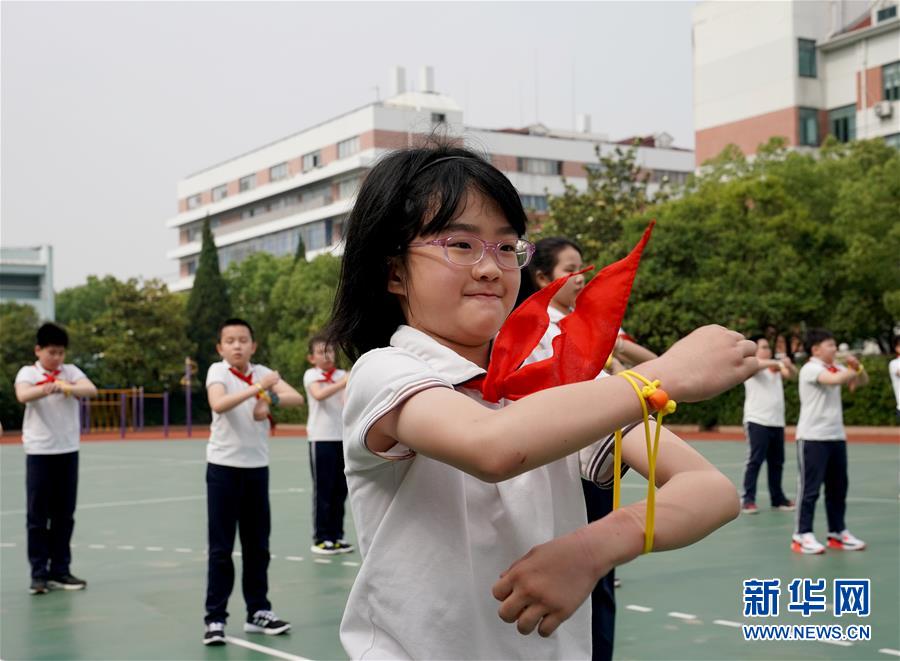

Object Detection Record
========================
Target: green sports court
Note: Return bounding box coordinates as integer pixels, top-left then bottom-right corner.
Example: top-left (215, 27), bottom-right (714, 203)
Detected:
top-left (1, 436), bottom-right (897, 661)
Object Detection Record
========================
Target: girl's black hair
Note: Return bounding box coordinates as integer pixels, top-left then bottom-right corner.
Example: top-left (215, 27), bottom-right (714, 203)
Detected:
top-left (326, 141), bottom-right (529, 361)
top-left (515, 237), bottom-right (584, 309)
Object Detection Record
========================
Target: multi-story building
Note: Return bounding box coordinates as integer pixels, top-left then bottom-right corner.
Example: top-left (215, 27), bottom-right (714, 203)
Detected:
top-left (165, 68), bottom-right (694, 290)
top-left (0, 245), bottom-right (55, 320)
top-left (693, 0), bottom-right (900, 165)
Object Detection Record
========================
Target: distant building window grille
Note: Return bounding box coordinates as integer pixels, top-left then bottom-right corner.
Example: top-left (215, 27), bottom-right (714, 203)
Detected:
top-left (519, 194), bottom-right (549, 212)
top-left (885, 133), bottom-right (900, 149)
top-left (883, 61), bottom-right (900, 101)
top-left (187, 259), bottom-right (197, 275)
top-left (431, 113), bottom-right (447, 124)
top-left (798, 39), bottom-right (817, 78)
top-left (302, 151), bottom-right (321, 171)
top-left (212, 185), bottom-right (227, 202)
top-left (270, 162), bottom-right (289, 181)
top-left (828, 105), bottom-right (856, 142)
top-left (0, 273), bottom-right (41, 299)
top-left (337, 136), bottom-right (360, 159)
top-left (338, 177), bottom-right (360, 200)
top-left (239, 174), bottom-right (256, 192)
top-left (517, 157), bottom-right (562, 175)
top-left (187, 194), bottom-right (201, 210)
top-left (876, 5), bottom-right (897, 21)
top-left (798, 108), bottom-right (820, 146)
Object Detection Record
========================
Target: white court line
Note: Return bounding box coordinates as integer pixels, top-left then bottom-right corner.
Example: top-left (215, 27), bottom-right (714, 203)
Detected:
top-left (879, 649), bottom-right (900, 657)
top-left (285, 556), bottom-right (304, 562)
top-left (341, 561), bottom-right (360, 567)
top-left (88, 544), bottom-right (106, 549)
top-left (820, 639), bottom-right (853, 647)
top-left (668, 611), bottom-right (698, 620)
top-left (626, 605), bottom-right (653, 613)
top-left (146, 546), bottom-right (163, 551)
top-left (174, 547), bottom-right (192, 553)
top-left (117, 545), bottom-right (135, 550)
top-left (0, 487), bottom-right (305, 516)
top-left (233, 551), bottom-right (243, 557)
top-left (313, 558), bottom-right (332, 564)
top-left (713, 619), bottom-right (742, 628)
top-left (223, 635), bottom-right (312, 661)
top-left (0, 542), bottom-right (16, 548)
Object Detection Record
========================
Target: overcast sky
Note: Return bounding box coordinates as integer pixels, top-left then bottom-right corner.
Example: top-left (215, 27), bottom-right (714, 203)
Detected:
top-left (1, 1), bottom-right (696, 291)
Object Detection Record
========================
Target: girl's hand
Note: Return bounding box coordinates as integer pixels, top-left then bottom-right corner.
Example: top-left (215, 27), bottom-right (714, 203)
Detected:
top-left (259, 371), bottom-right (281, 390)
top-left (492, 528), bottom-right (605, 637)
top-left (644, 325), bottom-right (757, 402)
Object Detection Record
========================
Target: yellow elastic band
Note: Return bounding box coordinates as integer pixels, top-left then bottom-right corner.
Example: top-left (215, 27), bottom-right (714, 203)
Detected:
top-left (612, 370), bottom-right (676, 555)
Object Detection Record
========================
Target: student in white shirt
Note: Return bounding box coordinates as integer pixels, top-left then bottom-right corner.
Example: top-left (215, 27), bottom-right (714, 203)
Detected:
top-left (740, 335), bottom-right (797, 515)
top-left (792, 328), bottom-right (869, 555)
top-left (890, 336), bottom-right (900, 425)
top-left (14, 323), bottom-right (97, 596)
top-left (202, 318), bottom-right (304, 646)
top-left (325, 144), bottom-right (757, 659)
top-left (302, 334), bottom-right (351, 556)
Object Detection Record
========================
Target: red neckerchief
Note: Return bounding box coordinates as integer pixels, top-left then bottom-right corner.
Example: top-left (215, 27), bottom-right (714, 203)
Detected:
top-left (317, 368), bottom-right (337, 384)
top-left (463, 222), bottom-right (654, 403)
top-left (228, 366), bottom-right (276, 431)
top-left (36, 368), bottom-right (61, 386)
top-left (824, 363), bottom-right (840, 374)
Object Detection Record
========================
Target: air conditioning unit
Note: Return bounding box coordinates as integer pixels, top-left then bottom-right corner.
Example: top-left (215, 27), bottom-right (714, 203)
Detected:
top-left (874, 100), bottom-right (894, 118)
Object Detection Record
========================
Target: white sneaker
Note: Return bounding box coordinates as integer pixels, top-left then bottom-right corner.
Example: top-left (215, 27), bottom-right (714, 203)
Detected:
top-left (827, 529), bottom-right (866, 551)
top-left (791, 532), bottom-right (825, 555)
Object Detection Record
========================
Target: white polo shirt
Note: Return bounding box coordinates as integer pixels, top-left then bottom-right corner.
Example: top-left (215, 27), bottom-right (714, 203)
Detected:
top-left (889, 357), bottom-right (900, 410)
top-left (341, 325), bottom-right (597, 660)
top-left (15, 362), bottom-right (86, 455)
top-left (303, 367), bottom-right (347, 441)
top-left (206, 361), bottom-right (273, 468)
top-left (743, 368), bottom-right (786, 428)
top-left (796, 358), bottom-right (846, 441)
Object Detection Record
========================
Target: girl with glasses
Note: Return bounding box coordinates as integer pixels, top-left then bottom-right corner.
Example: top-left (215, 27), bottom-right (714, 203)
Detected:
top-left (326, 142), bottom-right (757, 660)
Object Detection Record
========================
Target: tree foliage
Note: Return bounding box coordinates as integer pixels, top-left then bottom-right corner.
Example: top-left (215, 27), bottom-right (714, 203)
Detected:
top-left (0, 303), bottom-right (40, 430)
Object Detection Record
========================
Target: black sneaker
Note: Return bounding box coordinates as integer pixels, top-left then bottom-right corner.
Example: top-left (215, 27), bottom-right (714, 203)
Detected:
top-left (334, 540), bottom-right (355, 554)
top-left (29, 578), bottom-right (49, 595)
top-left (48, 574), bottom-right (87, 590)
top-left (310, 540), bottom-right (341, 556)
top-left (203, 622), bottom-right (226, 646)
top-left (244, 610), bottom-right (290, 635)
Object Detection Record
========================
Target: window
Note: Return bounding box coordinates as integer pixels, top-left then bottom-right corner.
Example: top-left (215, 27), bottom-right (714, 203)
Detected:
top-left (302, 151), bottom-right (321, 172)
top-left (338, 177), bottom-right (360, 200)
top-left (186, 259), bottom-right (197, 276)
top-left (187, 194), bottom-right (201, 210)
top-left (212, 184), bottom-right (227, 202)
top-left (798, 39), bottom-right (817, 78)
top-left (269, 162), bottom-right (289, 181)
top-left (885, 133), bottom-right (900, 149)
top-left (239, 174), bottom-right (256, 192)
top-left (431, 112), bottom-right (446, 124)
top-left (337, 136), bottom-right (360, 159)
top-left (517, 157), bottom-right (562, 175)
top-left (883, 61), bottom-right (900, 101)
top-left (876, 5), bottom-right (897, 21)
top-left (519, 194), bottom-right (549, 212)
top-left (798, 108), bottom-right (820, 146)
top-left (828, 105), bottom-right (856, 142)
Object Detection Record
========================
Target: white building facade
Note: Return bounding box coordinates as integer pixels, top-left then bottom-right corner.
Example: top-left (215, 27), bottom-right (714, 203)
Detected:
top-left (693, 0), bottom-right (900, 165)
top-left (166, 69), bottom-right (694, 290)
top-left (0, 245), bottom-right (55, 321)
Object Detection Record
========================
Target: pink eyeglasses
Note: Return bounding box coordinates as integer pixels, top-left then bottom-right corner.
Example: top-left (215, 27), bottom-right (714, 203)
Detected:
top-left (407, 235), bottom-right (536, 270)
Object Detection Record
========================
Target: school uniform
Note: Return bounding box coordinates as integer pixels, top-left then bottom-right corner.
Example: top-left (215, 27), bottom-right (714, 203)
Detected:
top-left (302, 366), bottom-right (349, 543)
top-left (204, 360), bottom-right (274, 624)
top-left (15, 362), bottom-right (86, 581)
top-left (795, 358), bottom-right (850, 535)
top-left (340, 325), bottom-right (627, 660)
top-left (741, 368), bottom-right (790, 506)
top-left (889, 356), bottom-right (900, 424)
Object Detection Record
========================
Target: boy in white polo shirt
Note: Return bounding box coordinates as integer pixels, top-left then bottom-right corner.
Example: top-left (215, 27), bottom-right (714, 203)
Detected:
top-left (202, 318), bottom-right (304, 646)
top-left (14, 323), bottom-right (97, 595)
top-left (302, 335), bottom-right (352, 556)
top-left (741, 335), bottom-right (797, 514)
top-left (792, 328), bottom-right (869, 555)
top-left (890, 336), bottom-right (900, 425)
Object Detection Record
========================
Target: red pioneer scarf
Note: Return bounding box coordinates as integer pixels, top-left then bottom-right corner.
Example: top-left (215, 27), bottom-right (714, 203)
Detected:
top-left (317, 368), bottom-right (337, 384)
top-left (36, 369), bottom-right (61, 386)
top-left (465, 222), bottom-right (655, 403)
top-left (228, 366), bottom-right (276, 431)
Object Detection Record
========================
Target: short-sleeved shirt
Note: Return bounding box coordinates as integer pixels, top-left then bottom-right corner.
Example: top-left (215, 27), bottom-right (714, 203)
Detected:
top-left (743, 368), bottom-right (785, 428)
top-left (303, 367), bottom-right (347, 441)
top-left (889, 357), bottom-right (900, 410)
top-left (205, 361), bottom-right (273, 468)
top-left (15, 362), bottom-right (87, 455)
top-left (796, 358), bottom-right (846, 441)
top-left (340, 325), bottom-right (594, 660)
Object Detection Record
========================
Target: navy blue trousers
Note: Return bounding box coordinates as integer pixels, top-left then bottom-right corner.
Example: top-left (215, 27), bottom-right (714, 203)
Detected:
top-left (742, 422), bottom-right (789, 506)
top-left (309, 441), bottom-right (348, 543)
top-left (26, 451), bottom-right (79, 579)
top-left (795, 440), bottom-right (848, 535)
top-left (582, 479), bottom-right (615, 661)
top-left (205, 463), bottom-right (271, 624)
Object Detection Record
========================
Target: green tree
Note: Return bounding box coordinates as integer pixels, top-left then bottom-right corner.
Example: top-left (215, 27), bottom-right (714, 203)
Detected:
top-left (0, 302), bottom-right (40, 430)
top-left (185, 217), bottom-right (232, 379)
top-left (56, 275), bottom-right (119, 326)
top-left (293, 234), bottom-right (307, 264)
